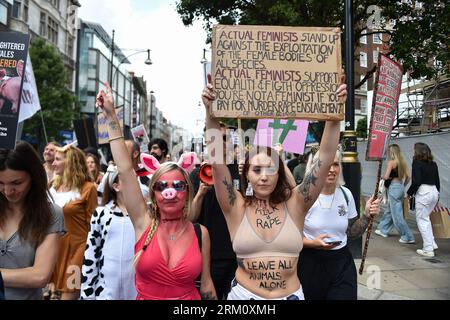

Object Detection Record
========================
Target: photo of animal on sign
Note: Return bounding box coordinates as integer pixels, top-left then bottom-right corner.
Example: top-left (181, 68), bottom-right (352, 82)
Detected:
top-left (211, 24), bottom-right (344, 120)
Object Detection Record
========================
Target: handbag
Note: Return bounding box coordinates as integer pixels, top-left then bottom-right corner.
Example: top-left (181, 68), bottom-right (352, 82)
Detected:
top-left (409, 196), bottom-right (416, 211)
top-left (403, 198), bottom-right (410, 218)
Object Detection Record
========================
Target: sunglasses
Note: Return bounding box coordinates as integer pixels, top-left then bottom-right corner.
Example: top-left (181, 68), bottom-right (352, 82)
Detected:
top-left (153, 180), bottom-right (187, 192)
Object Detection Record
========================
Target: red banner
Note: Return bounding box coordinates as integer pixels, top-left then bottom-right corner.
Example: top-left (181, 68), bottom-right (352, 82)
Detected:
top-left (366, 54), bottom-right (403, 161)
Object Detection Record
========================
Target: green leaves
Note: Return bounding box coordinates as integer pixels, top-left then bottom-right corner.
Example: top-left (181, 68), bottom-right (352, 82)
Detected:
top-left (22, 38), bottom-right (78, 145)
top-left (176, 0), bottom-right (449, 80)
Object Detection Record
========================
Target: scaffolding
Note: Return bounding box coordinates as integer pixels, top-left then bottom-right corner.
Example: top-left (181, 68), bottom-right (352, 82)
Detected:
top-left (394, 75), bottom-right (450, 136)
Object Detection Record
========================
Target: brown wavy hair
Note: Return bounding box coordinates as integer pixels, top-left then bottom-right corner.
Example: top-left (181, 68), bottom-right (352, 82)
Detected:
top-left (0, 141), bottom-right (52, 246)
top-left (413, 142), bottom-right (434, 162)
top-left (51, 145), bottom-right (92, 191)
top-left (240, 146), bottom-right (291, 206)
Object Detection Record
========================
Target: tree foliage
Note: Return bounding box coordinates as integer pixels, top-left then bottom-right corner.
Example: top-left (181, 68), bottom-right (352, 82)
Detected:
top-left (176, 0), bottom-right (449, 82)
top-left (356, 116), bottom-right (368, 139)
top-left (22, 38), bottom-right (78, 146)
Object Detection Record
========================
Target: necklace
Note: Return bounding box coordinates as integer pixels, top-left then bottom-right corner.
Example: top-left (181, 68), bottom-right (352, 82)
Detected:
top-left (318, 192), bottom-right (335, 209)
top-left (168, 223), bottom-right (188, 241)
top-left (161, 217), bottom-right (182, 223)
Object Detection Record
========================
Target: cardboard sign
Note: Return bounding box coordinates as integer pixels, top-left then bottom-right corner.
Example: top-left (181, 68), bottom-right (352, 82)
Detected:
top-left (131, 124), bottom-right (149, 153)
top-left (366, 54), bottom-right (403, 161)
top-left (18, 53), bottom-right (40, 123)
top-left (254, 119), bottom-right (309, 154)
top-left (0, 31), bottom-right (30, 149)
top-left (98, 106), bottom-right (124, 145)
top-left (211, 25), bottom-right (343, 120)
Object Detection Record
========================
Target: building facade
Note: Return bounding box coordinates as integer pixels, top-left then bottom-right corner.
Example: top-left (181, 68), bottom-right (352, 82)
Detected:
top-left (7, 0), bottom-right (80, 91)
top-left (77, 20), bottom-right (134, 138)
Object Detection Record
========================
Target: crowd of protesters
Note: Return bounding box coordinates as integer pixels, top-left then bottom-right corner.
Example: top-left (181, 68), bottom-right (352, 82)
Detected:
top-left (0, 77), bottom-right (441, 301)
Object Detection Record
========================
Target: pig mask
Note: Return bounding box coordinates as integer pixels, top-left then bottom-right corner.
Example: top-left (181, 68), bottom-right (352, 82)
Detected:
top-left (140, 152), bottom-right (197, 200)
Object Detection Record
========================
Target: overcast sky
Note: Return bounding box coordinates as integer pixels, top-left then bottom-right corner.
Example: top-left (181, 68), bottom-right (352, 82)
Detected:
top-left (78, 0), bottom-right (210, 136)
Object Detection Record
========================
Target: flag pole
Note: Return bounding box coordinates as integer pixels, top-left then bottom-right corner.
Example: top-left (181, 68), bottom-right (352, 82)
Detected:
top-left (39, 110), bottom-right (48, 145)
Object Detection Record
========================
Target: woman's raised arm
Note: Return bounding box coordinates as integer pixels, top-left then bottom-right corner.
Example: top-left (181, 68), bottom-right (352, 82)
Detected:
top-left (96, 82), bottom-right (150, 239)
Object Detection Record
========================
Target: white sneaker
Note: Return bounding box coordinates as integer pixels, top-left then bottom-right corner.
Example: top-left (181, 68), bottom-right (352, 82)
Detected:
top-left (433, 242), bottom-right (439, 250)
top-left (399, 238), bottom-right (415, 244)
top-left (416, 249), bottom-right (434, 257)
top-left (375, 230), bottom-right (388, 238)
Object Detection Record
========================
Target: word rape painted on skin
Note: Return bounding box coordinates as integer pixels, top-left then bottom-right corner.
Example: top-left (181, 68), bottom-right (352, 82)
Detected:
top-left (211, 24), bottom-right (344, 121)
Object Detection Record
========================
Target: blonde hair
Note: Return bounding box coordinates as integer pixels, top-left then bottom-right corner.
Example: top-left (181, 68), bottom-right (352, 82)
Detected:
top-left (51, 145), bottom-right (91, 191)
top-left (133, 162), bottom-right (194, 266)
top-left (305, 147), bottom-right (345, 187)
top-left (388, 144), bottom-right (409, 181)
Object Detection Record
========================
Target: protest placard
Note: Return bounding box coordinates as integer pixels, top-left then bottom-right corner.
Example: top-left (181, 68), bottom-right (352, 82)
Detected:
top-left (0, 31), bottom-right (30, 149)
top-left (211, 24), bottom-right (343, 120)
top-left (98, 106), bottom-right (124, 144)
top-left (254, 119), bottom-right (309, 154)
top-left (366, 54), bottom-right (403, 161)
top-left (131, 124), bottom-right (150, 153)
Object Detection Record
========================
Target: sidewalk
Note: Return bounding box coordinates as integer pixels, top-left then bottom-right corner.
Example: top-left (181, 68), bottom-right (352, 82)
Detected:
top-left (355, 215), bottom-right (450, 300)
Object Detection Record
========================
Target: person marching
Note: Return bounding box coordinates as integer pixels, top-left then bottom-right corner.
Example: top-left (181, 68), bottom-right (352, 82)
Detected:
top-left (96, 82), bottom-right (216, 300)
top-left (0, 141), bottom-right (64, 300)
top-left (81, 165), bottom-right (136, 300)
top-left (298, 148), bottom-right (381, 300)
top-left (202, 74), bottom-right (347, 300)
top-left (49, 144), bottom-right (97, 300)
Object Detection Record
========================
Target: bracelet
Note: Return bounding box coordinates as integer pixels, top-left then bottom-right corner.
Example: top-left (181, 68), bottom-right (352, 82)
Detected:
top-left (108, 135), bottom-right (124, 142)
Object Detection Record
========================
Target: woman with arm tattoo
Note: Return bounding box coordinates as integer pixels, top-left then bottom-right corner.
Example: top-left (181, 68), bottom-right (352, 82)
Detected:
top-left (297, 148), bottom-right (380, 300)
top-left (202, 74), bottom-right (347, 300)
top-left (96, 83), bottom-right (216, 300)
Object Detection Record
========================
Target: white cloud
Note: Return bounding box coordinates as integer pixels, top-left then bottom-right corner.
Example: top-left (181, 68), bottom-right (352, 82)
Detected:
top-left (78, 0), bottom-right (209, 135)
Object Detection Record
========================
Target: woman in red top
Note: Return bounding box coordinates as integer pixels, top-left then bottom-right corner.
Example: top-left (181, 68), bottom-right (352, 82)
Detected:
top-left (96, 83), bottom-right (216, 300)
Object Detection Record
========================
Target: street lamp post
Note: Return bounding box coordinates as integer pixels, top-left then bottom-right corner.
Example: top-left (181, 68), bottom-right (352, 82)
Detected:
top-left (343, 0), bottom-right (362, 259)
top-left (200, 48), bottom-right (209, 86)
top-left (111, 48), bottom-right (152, 88)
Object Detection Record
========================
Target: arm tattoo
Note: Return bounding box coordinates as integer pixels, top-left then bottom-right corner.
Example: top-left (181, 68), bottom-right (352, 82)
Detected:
top-left (222, 178), bottom-right (236, 206)
top-left (297, 158), bottom-right (322, 203)
top-left (108, 121), bottom-right (120, 131)
top-left (200, 291), bottom-right (217, 300)
top-left (237, 258), bottom-right (246, 270)
top-left (347, 215), bottom-right (369, 240)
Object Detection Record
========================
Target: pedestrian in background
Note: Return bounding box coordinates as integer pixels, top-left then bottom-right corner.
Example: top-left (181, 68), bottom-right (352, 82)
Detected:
top-left (375, 144), bottom-right (415, 244)
top-left (85, 153), bottom-right (104, 187)
top-left (42, 141), bottom-right (60, 183)
top-left (407, 142), bottom-right (440, 257)
top-left (49, 144), bottom-right (97, 300)
top-left (0, 141), bottom-right (64, 300)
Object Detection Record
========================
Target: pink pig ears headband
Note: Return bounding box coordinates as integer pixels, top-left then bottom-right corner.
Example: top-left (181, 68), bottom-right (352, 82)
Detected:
top-left (140, 152), bottom-right (197, 175)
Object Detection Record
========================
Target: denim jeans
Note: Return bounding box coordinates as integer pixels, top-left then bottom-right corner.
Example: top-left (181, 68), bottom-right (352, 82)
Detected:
top-left (377, 182), bottom-right (415, 242)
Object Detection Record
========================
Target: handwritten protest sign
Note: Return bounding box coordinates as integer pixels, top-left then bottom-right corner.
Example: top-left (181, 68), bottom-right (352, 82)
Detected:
top-left (211, 25), bottom-right (343, 120)
top-left (0, 31), bottom-right (30, 149)
top-left (98, 106), bottom-right (124, 144)
top-left (131, 124), bottom-right (149, 153)
top-left (254, 119), bottom-right (309, 154)
top-left (366, 54), bottom-right (403, 161)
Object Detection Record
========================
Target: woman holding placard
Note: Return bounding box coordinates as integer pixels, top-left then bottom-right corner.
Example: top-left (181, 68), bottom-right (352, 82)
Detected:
top-left (202, 74), bottom-right (347, 300)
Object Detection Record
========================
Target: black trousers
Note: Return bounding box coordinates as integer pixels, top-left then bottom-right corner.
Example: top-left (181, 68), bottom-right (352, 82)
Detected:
top-left (0, 271), bottom-right (4, 300)
top-left (297, 246), bottom-right (357, 300)
top-left (211, 258), bottom-right (237, 300)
